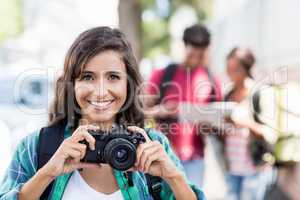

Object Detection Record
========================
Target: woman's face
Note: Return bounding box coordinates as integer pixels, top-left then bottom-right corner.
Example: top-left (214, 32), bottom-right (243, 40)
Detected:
top-left (75, 50), bottom-right (127, 127)
top-left (226, 57), bottom-right (247, 83)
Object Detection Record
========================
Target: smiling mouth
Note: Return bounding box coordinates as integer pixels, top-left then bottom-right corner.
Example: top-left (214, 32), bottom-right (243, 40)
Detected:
top-left (87, 99), bottom-right (114, 110)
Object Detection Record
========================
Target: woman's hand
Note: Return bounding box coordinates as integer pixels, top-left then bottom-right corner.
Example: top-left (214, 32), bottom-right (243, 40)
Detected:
top-left (40, 125), bottom-right (100, 179)
top-left (128, 126), bottom-right (197, 200)
top-left (224, 115), bottom-right (250, 128)
top-left (127, 126), bottom-right (182, 181)
top-left (232, 118), bottom-right (251, 128)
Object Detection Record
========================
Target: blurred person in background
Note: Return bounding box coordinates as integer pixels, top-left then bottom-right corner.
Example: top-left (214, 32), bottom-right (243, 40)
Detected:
top-left (252, 82), bottom-right (300, 200)
top-left (145, 24), bottom-right (222, 188)
top-left (222, 47), bottom-right (272, 200)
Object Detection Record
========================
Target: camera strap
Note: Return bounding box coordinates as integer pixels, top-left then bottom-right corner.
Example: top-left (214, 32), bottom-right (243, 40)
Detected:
top-left (145, 174), bottom-right (162, 200)
top-left (144, 129), bottom-right (162, 200)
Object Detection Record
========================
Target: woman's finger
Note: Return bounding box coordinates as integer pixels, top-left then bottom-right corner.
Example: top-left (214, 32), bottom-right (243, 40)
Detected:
top-left (139, 145), bottom-right (160, 171)
top-left (144, 152), bottom-right (161, 173)
top-left (64, 148), bottom-right (82, 163)
top-left (67, 142), bottom-right (87, 159)
top-left (71, 125), bottom-right (98, 150)
top-left (127, 126), bottom-right (151, 143)
top-left (135, 142), bottom-right (154, 166)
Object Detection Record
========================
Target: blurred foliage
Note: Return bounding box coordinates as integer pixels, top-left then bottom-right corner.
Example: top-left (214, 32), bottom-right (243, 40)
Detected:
top-left (0, 0), bottom-right (23, 45)
top-left (141, 13), bottom-right (170, 58)
top-left (140, 0), bottom-right (211, 58)
top-left (172, 0), bottom-right (212, 20)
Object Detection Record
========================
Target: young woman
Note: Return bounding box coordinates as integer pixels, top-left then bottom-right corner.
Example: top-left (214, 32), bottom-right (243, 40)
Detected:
top-left (223, 47), bottom-right (271, 200)
top-left (0, 27), bottom-right (205, 200)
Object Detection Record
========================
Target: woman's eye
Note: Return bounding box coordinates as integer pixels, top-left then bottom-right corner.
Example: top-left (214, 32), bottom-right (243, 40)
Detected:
top-left (108, 74), bottom-right (120, 80)
top-left (81, 74), bottom-right (93, 81)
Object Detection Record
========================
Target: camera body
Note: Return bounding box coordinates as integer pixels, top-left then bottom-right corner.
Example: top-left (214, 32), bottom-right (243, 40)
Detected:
top-left (80, 125), bottom-right (146, 171)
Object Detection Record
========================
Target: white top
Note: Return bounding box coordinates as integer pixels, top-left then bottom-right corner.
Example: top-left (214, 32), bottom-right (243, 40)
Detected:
top-left (62, 170), bottom-right (123, 200)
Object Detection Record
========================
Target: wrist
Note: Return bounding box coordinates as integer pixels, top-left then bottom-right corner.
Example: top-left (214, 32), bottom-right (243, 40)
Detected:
top-left (163, 170), bottom-right (184, 184)
top-left (37, 166), bottom-right (57, 182)
top-left (164, 171), bottom-right (197, 200)
top-left (18, 165), bottom-right (56, 200)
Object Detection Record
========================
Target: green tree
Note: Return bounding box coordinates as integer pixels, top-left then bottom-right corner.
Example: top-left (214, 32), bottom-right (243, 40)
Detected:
top-left (0, 0), bottom-right (23, 45)
top-left (118, 0), bottom-right (212, 61)
top-left (118, 0), bottom-right (142, 61)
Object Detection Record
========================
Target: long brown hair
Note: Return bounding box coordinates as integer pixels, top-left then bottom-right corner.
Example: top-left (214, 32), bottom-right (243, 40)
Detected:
top-left (49, 27), bottom-right (144, 130)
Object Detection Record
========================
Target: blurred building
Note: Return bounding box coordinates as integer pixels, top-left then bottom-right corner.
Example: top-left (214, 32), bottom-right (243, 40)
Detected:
top-left (210, 0), bottom-right (300, 82)
top-left (0, 0), bottom-right (119, 70)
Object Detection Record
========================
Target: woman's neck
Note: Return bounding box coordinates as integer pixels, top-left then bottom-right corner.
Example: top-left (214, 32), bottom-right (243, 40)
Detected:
top-left (80, 164), bottom-right (119, 194)
top-left (234, 79), bottom-right (246, 90)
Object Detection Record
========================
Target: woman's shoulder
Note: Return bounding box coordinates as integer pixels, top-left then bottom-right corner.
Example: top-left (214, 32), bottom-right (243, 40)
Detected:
top-left (145, 128), bottom-right (169, 145)
top-left (15, 130), bottom-right (40, 152)
top-left (8, 130), bottom-right (40, 177)
top-left (15, 130), bottom-right (40, 157)
top-left (145, 128), bottom-right (176, 159)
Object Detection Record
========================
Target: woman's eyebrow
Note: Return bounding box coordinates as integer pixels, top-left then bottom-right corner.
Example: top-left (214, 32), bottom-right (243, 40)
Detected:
top-left (106, 70), bottom-right (122, 74)
top-left (81, 70), bottom-right (94, 74)
top-left (81, 70), bottom-right (124, 76)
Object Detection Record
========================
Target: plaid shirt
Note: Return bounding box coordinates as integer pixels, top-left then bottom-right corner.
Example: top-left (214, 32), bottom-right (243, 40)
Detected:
top-left (0, 127), bottom-right (205, 200)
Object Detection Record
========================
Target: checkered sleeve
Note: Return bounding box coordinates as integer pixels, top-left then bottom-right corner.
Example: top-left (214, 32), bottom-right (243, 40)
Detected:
top-left (0, 132), bottom-right (39, 200)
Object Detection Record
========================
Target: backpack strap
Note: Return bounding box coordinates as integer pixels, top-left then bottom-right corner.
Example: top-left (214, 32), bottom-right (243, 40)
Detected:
top-left (37, 120), bottom-right (66, 200)
top-left (144, 128), bottom-right (162, 200)
top-left (224, 89), bottom-right (234, 102)
top-left (203, 67), bottom-right (218, 102)
top-left (156, 63), bottom-right (178, 105)
top-left (252, 90), bottom-right (263, 124)
top-left (145, 174), bottom-right (162, 200)
top-left (157, 64), bottom-right (218, 104)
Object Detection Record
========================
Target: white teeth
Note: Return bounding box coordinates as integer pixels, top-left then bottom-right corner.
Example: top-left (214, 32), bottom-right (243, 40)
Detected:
top-left (89, 100), bottom-right (112, 107)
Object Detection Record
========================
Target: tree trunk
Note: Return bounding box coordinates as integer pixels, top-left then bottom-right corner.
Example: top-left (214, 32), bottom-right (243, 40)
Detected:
top-left (118, 0), bottom-right (142, 62)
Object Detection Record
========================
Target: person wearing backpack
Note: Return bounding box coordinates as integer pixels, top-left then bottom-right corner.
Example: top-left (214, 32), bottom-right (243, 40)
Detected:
top-left (221, 47), bottom-right (274, 200)
top-left (145, 24), bottom-right (222, 188)
top-left (0, 27), bottom-right (205, 200)
top-left (252, 82), bottom-right (300, 200)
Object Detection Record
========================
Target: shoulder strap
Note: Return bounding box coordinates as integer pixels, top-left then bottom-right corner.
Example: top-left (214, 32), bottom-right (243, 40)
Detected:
top-left (275, 85), bottom-right (284, 136)
top-left (38, 120), bottom-right (66, 200)
top-left (156, 63), bottom-right (178, 104)
top-left (224, 88), bottom-right (234, 102)
top-left (252, 90), bottom-right (263, 124)
top-left (203, 67), bottom-right (218, 102)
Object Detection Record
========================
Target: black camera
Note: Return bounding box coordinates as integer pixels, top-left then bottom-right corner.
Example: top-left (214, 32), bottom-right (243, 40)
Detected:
top-left (80, 125), bottom-right (146, 171)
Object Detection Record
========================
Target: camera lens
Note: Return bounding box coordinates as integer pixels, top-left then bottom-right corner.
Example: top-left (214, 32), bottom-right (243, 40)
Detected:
top-left (116, 148), bottom-right (128, 162)
top-left (104, 138), bottom-right (136, 171)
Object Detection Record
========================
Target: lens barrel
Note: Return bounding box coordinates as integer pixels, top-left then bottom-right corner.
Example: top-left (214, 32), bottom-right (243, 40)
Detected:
top-left (104, 138), bottom-right (137, 171)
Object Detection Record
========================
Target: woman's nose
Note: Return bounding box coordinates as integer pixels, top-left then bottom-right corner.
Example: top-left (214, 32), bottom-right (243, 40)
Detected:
top-left (94, 80), bottom-right (109, 97)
